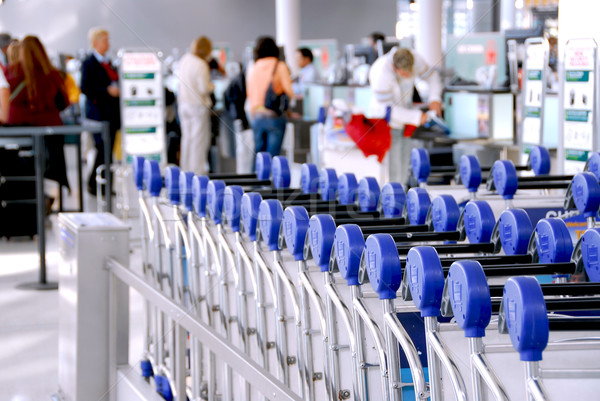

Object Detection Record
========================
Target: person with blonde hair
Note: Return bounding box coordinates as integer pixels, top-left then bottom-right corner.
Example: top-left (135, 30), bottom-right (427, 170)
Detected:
top-left (6, 39), bottom-right (19, 65)
top-left (176, 36), bottom-right (215, 175)
top-left (80, 27), bottom-right (120, 195)
top-left (368, 47), bottom-right (442, 183)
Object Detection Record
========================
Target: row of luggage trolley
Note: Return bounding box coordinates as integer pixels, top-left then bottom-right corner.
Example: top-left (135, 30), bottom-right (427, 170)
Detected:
top-left (127, 146), bottom-right (600, 401)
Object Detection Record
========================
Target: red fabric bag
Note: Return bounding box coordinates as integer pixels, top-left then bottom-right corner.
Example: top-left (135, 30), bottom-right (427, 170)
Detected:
top-left (344, 114), bottom-right (391, 162)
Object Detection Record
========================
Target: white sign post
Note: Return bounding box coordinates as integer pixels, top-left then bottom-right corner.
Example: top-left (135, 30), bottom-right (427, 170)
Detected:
top-left (522, 38), bottom-right (549, 148)
top-left (119, 50), bottom-right (167, 166)
top-left (563, 39), bottom-right (597, 173)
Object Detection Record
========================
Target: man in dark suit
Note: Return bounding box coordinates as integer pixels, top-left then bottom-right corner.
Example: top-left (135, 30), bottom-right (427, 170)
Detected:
top-left (80, 27), bottom-right (120, 195)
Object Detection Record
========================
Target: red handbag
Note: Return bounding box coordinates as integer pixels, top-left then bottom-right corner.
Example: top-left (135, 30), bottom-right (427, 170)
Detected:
top-left (344, 114), bottom-right (391, 163)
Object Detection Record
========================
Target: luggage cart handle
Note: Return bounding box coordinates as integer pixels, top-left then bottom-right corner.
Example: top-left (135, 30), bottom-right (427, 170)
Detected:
top-left (201, 224), bottom-right (221, 275)
top-left (299, 272), bottom-right (327, 336)
top-left (152, 203), bottom-right (173, 249)
top-left (426, 331), bottom-right (468, 401)
top-left (383, 313), bottom-right (428, 400)
top-left (324, 282), bottom-right (357, 353)
top-left (217, 230), bottom-right (240, 287)
top-left (471, 349), bottom-right (510, 401)
top-left (254, 251), bottom-right (279, 307)
top-left (353, 297), bottom-right (390, 398)
top-left (139, 195), bottom-right (155, 241)
top-left (526, 369), bottom-right (551, 401)
top-left (235, 239), bottom-right (259, 297)
top-left (189, 217), bottom-right (207, 259)
top-left (272, 255), bottom-right (301, 322)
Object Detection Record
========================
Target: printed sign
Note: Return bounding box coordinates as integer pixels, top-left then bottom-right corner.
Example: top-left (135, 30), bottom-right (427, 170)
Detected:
top-left (120, 51), bottom-right (166, 164)
top-left (563, 39), bottom-right (597, 174)
top-left (522, 39), bottom-right (548, 145)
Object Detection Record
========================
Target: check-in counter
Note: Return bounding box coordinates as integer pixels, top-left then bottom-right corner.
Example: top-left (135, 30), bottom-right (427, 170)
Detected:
top-left (444, 86), bottom-right (515, 142)
top-left (303, 82), bottom-right (373, 119)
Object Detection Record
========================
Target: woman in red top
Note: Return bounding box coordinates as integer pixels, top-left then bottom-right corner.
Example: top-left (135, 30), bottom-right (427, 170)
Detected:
top-left (6, 35), bottom-right (70, 189)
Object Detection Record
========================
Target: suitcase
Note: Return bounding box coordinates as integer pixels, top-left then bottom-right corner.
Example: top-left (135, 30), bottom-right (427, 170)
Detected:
top-left (0, 140), bottom-right (38, 239)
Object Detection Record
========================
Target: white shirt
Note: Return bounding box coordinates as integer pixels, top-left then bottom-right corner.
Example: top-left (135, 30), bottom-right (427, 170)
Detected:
top-left (177, 53), bottom-right (214, 106)
top-left (0, 68), bottom-right (8, 89)
top-left (368, 47), bottom-right (442, 129)
top-left (292, 63), bottom-right (318, 95)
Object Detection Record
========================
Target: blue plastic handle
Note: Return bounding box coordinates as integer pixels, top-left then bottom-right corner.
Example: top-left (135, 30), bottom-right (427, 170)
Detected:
top-left (447, 260), bottom-right (491, 337)
top-left (192, 175), bottom-right (209, 217)
top-left (258, 199), bottom-right (284, 251)
top-left (580, 228), bottom-right (600, 282)
top-left (132, 155), bottom-right (145, 190)
top-left (308, 214), bottom-right (337, 272)
top-left (586, 152), bottom-right (600, 181)
top-left (498, 209), bottom-right (533, 255)
top-left (364, 234), bottom-right (402, 300)
top-left (255, 152), bottom-right (272, 181)
top-left (224, 185), bottom-right (244, 232)
top-left (319, 168), bottom-right (338, 201)
top-left (358, 177), bottom-right (380, 212)
top-left (503, 276), bottom-right (549, 362)
top-left (411, 148), bottom-right (431, 184)
top-left (384, 106), bottom-right (392, 123)
top-left (300, 163), bottom-right (319, 194)
top-left (334, 224), bottom-right (366, 286)
top-left (272, 156), bottom-right (291, 189)
top-left (165, 166), bottom-right (181, 205)
top-left (144, 159), bottom-right (162, 197)
top-left (534, 218), bottom-right (573, 263)
top-left (406, 187), bottom-right (431, 225)
top-left (180, 171), bottom-right (194, 212)
top-left (241, 192), bottom-right (263, 241)
top-left (463, 200), bottom-right (495, 244)
top-left (405, 246), bottom-right (445, 317)
top-left (529, 146), bottom-right (551, 176)
top-left (492, 160), bottom-right (518, 200)
top-left (459, 155), bottom-right (482, 193)
top-left (282, 206), bottom-right (310, 261)
top-left (338, 173), bottom-right (358, 205)
top-left (571, 172), bottom-right (600, 218)
top-left (431, 195), bottom-right (460, 232)
top-left (318, 106), bottom-right (326, 124)
top-left (207, 180), bottom-right (226, 225)
top-left (381, 183), bottom-right (406, 218)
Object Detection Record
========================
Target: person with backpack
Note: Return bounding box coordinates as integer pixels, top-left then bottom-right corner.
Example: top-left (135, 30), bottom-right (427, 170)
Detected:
top-left (246, 36), bottom-right (294, 157)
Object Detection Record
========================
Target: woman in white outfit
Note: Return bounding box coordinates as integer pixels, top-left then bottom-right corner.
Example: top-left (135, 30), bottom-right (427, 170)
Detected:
top-left (177, 36), bottom-right (215, 175)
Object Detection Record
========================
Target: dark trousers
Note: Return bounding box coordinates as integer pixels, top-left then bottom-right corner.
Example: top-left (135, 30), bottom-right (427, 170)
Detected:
top-left (88, 121), bottom-right (117, 195)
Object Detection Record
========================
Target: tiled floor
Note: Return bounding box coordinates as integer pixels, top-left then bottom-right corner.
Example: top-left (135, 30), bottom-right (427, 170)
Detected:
top-left (0, 144), bottom-right (145, 401)
top-left (0, 219), bottom-right (62, 401)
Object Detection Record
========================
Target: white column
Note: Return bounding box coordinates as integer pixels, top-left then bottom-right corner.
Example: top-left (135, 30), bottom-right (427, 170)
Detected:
top-left (276, 0), bottom-right (300, 76)
top-left (500, 0), bottom-right (516, 31)
top-left (416, 0), bottom-right (443, 69)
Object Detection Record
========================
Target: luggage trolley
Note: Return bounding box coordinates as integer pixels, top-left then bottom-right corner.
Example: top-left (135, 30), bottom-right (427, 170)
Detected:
top-left (400, 192), bottom-right (598, 401)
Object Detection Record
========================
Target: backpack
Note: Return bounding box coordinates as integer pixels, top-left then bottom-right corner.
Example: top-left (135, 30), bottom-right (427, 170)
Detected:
top-left (223, 69), bottom-right (249, 130)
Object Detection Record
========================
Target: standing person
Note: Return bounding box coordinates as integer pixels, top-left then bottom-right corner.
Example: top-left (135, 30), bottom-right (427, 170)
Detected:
top-left (0, 33), bottom-right (12, 68)
top-left (5, 35), bottom-right (70, 190)
top-left (292, 47), bottom-right (319, 97)
top-left (177, 36), bottom-right (214, 175)
top-left (369, 47), bottom-right (442, 183)
top-left (6, 40), bottom-right (19, 65)
top-left (368, 32), bottom-right (386, 65)
top-left (246, 36), bottom-right (294, 157)
top-left (0, 67), bottom-right (8, 123)
top-left (80, 27), bottom-right (121, 196)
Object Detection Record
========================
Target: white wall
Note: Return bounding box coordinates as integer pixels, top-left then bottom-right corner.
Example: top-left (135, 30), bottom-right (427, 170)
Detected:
top-left (0, 0), bottom-right (396, 61)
